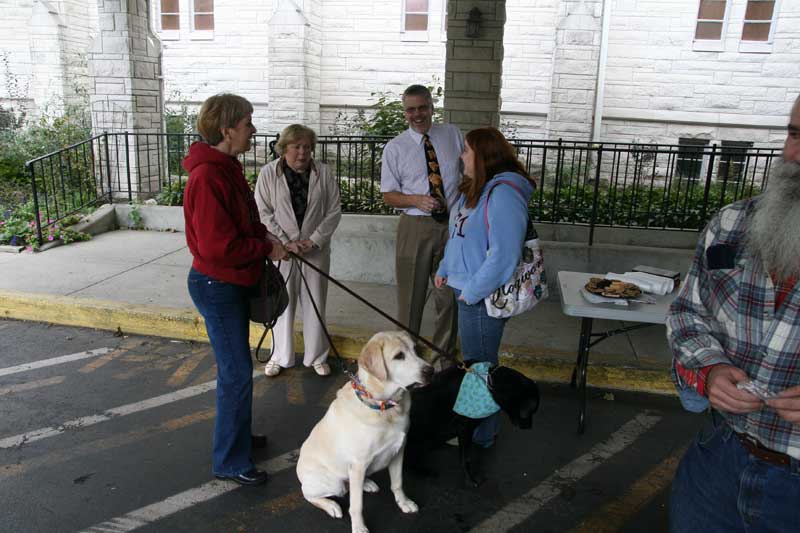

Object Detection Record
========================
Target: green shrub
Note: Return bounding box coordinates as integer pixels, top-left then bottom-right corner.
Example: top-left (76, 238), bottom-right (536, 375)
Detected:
top-left (339, 178), bottom-right (390, 214)
top-left (156, 178), bottom-right (187, 206)
top-left (0, 201), bottom-right (91, 251)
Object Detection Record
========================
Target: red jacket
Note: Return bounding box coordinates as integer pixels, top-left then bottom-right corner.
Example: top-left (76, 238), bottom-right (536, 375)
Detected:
top-left (183, 142), bottom-right (273, 287)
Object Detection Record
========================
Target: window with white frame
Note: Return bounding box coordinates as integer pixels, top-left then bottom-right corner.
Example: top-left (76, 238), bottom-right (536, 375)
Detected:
top-left (694, 0), bottom-right (728, 41)
top-left (192, 0), bottom-right (214, 31)
top-left (154, 0), bottom-right (214, 40)
top-left (160, 0), bottom-right (180, 31)
top-left (741, 0), bottom-right (776, 42)
top-left (404, 0), bottom-right (429, 32)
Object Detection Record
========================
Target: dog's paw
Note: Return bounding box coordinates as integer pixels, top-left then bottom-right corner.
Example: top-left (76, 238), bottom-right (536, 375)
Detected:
top-left (395, 496), bottom-right (419, 514)
top-left (363, 478), bottom-right (379, 493)
top-left (351, 524), bottom-right (370, 533)
top-left (310, 498), bottom-right (343, 519)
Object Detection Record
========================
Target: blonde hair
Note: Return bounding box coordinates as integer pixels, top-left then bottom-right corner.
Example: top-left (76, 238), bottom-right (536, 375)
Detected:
top-left (196, 93), bottom-right (254, 146)
top-left (275, 124), bottom-right (318, 155)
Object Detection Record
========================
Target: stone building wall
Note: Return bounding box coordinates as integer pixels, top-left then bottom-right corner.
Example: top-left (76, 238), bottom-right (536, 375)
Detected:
top-left (2, 0), bottom-right (799, 144)
top-left (0, 0), bottom-right (96, 118)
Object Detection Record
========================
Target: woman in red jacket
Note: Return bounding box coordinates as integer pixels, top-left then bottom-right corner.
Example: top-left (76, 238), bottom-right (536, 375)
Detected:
top-left (183, 93), bottom-right (287, 486)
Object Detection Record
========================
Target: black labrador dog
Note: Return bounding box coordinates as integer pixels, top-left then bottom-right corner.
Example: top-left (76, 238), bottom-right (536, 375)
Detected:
top-left (406, 360), bottom-right (540, 487)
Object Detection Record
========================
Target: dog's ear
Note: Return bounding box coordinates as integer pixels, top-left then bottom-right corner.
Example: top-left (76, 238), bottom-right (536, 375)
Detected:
top-left (359, 337), bottom-right (388, 381)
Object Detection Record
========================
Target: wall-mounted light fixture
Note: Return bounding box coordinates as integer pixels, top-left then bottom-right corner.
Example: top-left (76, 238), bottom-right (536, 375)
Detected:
top-left (466, 7), bottom-right (482, 39)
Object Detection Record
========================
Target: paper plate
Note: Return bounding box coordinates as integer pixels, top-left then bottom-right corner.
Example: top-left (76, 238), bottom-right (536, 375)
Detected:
top-left (584, 277), bottom-right (642, 299)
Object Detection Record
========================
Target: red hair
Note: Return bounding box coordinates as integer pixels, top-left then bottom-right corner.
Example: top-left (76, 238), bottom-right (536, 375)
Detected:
top-left (459, 128), bottom-right (533, 208)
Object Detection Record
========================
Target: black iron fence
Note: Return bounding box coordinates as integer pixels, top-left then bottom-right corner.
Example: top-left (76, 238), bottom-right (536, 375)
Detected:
top-left (24, 132), bottom-right (780, 246)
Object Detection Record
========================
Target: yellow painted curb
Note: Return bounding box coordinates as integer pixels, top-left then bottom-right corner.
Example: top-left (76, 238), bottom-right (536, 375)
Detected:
top-left (0, 289), bottom-right (675, 396)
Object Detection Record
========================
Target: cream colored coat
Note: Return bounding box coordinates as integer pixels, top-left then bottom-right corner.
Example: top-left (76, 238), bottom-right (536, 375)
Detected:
top-left (254, 158), bottom-right (342, 368)
top-left (254, 158), bottom-right (342, 250)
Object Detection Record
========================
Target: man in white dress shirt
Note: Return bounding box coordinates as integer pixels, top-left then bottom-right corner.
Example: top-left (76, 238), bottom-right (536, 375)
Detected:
top-left (380, 84), bottom-right (464, 358)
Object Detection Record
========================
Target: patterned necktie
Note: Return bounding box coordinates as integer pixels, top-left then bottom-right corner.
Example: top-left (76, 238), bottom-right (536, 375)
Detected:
top-left (423, 133), bottom-right (448, 223)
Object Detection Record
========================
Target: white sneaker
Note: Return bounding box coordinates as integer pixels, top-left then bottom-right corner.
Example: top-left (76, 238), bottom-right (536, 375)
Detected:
top-left (312, 362), bottom-right (331, 376)
top-left (264, 360), bottom-right (281, 377)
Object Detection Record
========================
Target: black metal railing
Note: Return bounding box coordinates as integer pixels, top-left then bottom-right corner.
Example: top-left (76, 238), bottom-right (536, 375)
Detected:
top-left (24, 132), bottom-right (780, 246)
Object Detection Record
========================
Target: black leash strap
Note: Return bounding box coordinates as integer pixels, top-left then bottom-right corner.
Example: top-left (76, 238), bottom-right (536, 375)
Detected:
top-left (291, 255), bottom-right (356, 378)
top-left (288, 252), bottom-right (457, 367)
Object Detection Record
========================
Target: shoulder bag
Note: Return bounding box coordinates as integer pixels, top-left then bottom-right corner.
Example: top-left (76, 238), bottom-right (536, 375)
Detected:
top-left (483, 180), bottom-right (548, 318)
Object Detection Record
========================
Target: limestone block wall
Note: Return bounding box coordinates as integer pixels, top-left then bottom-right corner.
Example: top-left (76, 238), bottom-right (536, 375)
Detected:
top-left (318, 0), bottom-right (447, 134)
top-left (156, 0), bottom-right (272, 127)
top-left (2, 0), bottom-right (799, 146)
top-left (0, 0), bottom-right (96, 119)
top-left (546, 0), bottom-right (603, 141)
top-left (443, 0), bottom-right (506, 131)
top-left (268, 0), bottom-right (323, 132)
top-left (600, 0), bottom-right (800, 145)
top-left (500, 0), bottom-right (558, 138)
top-left (89, 0), bottom-right (163, 198)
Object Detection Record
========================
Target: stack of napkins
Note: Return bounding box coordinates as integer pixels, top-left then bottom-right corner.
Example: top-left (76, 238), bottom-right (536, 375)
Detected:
top-left (605, 272), bottom-right (674, 295)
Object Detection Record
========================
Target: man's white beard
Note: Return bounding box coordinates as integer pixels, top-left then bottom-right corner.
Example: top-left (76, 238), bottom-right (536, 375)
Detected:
top-left (745, 158), bottom-right (800, 280)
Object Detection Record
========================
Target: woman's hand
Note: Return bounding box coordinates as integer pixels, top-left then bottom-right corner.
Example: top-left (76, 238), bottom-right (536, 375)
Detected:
top-left (434, 275), bottom-right (447, 289)
top-left (284, 241), bottom-right (301, 255)
top-left (268, 241), bottom-right (288, 261)
top-left (706, 364), bottom-right (763, 414)
top-left (297, 239), bottom-right (316, 253)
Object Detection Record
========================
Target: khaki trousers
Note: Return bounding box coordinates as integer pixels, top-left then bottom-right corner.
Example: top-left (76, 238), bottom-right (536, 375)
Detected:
top-left (271, 248), bottom-right (330, 368)
top-left (395, 213), bottom-right (458, 355)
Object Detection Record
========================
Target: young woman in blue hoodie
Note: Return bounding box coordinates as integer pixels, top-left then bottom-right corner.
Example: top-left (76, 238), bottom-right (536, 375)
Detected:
top-left (435, 127), bottom-right (535, 448)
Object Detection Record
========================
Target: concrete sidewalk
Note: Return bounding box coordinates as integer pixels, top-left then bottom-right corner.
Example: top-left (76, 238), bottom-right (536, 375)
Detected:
top-left (0, 229), bottom-right (677, 395)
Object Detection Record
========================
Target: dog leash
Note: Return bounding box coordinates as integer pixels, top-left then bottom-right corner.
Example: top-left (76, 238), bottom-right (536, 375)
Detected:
top-left (287, 252), bottom-right (459, 373)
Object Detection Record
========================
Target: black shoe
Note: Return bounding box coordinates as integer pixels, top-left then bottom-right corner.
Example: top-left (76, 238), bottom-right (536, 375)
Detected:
top-left (215, 468), bottom-right (268, 486)
top-left (251, 434), bottom-right (267, 449)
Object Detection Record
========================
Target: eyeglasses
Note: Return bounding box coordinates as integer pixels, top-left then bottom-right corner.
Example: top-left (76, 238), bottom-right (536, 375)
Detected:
top-left (404, 105), bottom-right (431, 114)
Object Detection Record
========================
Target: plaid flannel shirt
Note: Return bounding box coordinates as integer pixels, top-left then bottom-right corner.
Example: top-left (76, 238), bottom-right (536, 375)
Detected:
top-left (667, 197), bottom-right (800, 460)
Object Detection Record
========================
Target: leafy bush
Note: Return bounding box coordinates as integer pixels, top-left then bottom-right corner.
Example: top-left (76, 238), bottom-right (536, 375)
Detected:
top-left (156, 178), bottom-right (187, 206)
top-left (339, 178), bottom-right (390, 214)
top-left (533, 180), bottom-right (759, 230)
top-left (0, 201), bottom-right (91, 251)
top-left (0, 104), bottom-right (92, 214)
top-left (332, 78), bottom-right (444, 137)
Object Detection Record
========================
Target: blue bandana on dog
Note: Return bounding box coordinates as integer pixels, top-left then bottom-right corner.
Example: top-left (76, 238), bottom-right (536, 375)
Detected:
top-left (452, 362), bottom-right (501, 419)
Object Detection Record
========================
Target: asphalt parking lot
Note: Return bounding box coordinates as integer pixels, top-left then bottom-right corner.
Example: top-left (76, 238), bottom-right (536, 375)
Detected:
top-left (0, 318), bottom-right (703, 532)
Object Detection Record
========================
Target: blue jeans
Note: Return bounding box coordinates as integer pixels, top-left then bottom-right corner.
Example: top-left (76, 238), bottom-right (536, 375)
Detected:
top-left (188, 268), bottom-right (254, 476)
top-left (455, 289), bottom-right (508, 447)
top-left (670, 409), bottom-right (800, 533)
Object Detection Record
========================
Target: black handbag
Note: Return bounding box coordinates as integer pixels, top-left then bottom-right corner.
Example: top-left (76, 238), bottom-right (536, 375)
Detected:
top-left (250, 259), bottom-right (289, 363)
top-left (249, 259), bottom-right (289, 326)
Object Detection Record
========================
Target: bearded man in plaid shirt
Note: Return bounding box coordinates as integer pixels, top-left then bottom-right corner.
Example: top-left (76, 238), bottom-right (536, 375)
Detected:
top-left (667, 95), bottom-right (800, 532)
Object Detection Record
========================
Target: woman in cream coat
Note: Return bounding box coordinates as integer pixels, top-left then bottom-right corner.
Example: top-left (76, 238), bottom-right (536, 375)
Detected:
top-left (255, 124), bottom-right (342, 377)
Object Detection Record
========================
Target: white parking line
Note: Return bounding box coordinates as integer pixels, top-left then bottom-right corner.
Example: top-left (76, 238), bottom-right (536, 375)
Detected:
top-left (0, 371), bottom-right (261, 449)
top-left (0, 348), bottom-right (113, 378)
top-left (81, 449), bottom-right (298, 532)
top-left (0, 376), bottom-right (65, 396)
top-left (472, 412), bottom-right (662, 531)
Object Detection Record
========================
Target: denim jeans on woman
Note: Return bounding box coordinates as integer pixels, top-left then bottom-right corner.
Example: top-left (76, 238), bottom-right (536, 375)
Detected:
top-left (454, 288), bottom-right (508, 448)
top-left (670, 409), bottom-right (800, 532)
top-left (188, 268), bottom-right (255, 476)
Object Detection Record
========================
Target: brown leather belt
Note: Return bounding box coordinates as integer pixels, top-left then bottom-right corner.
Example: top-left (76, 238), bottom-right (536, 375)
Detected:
top-left (735, 431), bottom-right (792, 467)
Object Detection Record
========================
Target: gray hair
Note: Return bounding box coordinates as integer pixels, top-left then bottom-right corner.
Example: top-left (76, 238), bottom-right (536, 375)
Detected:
top-left (402, 84), bottom-right (433, 108)
top-left (275, 124), bottom-right (318, 155)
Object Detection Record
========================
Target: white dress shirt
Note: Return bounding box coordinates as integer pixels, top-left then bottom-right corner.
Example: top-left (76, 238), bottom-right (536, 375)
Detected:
top-left (380, 123), bottom-right (464, 216)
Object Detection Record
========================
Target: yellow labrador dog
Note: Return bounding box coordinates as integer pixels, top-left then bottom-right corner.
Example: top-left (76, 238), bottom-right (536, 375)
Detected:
top-left (297, 331), bottom-right (433, 533)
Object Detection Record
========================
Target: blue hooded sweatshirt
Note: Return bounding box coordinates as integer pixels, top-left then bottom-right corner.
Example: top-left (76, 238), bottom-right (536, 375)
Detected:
top-left (437, 171), bottom-right (534, 305)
